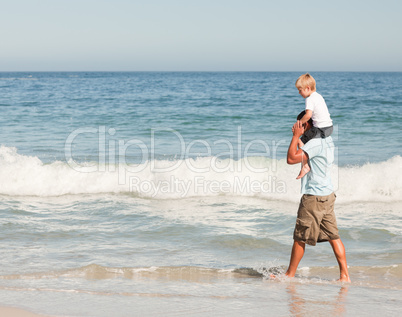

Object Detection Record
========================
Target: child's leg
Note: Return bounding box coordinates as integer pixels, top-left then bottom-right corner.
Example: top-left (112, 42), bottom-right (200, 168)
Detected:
top-left (296, 140), bottom-right (310, 179)
top-left (296, 162), bottom-right (310, 179)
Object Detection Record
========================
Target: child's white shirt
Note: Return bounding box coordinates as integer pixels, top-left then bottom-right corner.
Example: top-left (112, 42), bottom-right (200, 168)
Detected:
top-left (305, 92), bottom-right (333, 128)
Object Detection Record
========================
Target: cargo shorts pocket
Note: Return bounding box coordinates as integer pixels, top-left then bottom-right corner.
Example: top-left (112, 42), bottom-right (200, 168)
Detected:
top-left (316, 196), bottom-right (329, 203)
top-left (294, 218), bottom-right (311, 242)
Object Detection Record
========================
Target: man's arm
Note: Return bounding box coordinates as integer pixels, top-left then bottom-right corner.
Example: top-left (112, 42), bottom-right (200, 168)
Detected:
top-left (287, 121), bottom-right (309, 165)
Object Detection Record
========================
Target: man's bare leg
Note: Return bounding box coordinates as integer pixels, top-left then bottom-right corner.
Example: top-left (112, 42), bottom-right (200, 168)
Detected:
top-left (329, 239), bottom-right (351, 282)
top-left (285, 241), bottom-right (306, 277)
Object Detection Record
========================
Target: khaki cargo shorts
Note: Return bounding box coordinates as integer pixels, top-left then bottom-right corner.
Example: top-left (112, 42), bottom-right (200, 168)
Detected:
top-left (293, 192), bottom-right (339, 246)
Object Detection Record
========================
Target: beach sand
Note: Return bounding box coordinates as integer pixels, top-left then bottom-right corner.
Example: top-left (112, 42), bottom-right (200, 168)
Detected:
top-left (0, 306), bottom-right (49, 317)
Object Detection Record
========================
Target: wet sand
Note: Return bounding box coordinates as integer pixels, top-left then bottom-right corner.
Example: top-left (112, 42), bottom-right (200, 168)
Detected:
top-left (0, 306), bottom-right (49, 317)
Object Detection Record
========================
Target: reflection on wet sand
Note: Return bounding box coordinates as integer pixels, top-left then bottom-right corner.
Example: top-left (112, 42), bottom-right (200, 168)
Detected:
top-left (286, 283), bottom-right (349, 316)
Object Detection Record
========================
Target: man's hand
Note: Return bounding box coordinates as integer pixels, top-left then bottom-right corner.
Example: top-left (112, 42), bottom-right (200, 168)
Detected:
top-left (292, 121), bottom-right (305, 138)
top-left (287, 121), bottom-right (308, 165)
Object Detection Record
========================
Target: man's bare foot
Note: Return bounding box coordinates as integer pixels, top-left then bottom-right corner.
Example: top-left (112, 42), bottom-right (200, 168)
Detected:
top-left (337, 275), bottom-right (351, 283)
top-left (269, 273), bottom-right (290, 280)
top-left (296, 164), bottom-right (310, 179)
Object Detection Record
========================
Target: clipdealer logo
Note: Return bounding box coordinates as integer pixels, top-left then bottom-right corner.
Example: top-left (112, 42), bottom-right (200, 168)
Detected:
top-left (63, 125), bottom-right (339, 194)
top-left (64, 126), bottom-right (286, 180)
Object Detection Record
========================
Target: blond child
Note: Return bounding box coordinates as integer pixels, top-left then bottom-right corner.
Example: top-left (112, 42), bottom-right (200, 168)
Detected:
top-left (294, 73), bottom-right (333, 179)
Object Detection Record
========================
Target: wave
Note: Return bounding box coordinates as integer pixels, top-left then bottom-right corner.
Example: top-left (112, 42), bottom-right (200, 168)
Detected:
top-left (1, 263), bottom-right (401, 290)
top-left (0, 145), bottom-right (401, 203)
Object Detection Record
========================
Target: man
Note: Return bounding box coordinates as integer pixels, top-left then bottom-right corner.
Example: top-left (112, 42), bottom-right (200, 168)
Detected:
top-left (285, 111), bottom-right (350, 282)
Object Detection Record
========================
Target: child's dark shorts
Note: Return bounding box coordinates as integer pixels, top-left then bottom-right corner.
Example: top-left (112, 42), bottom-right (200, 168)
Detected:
top-left (300, 125), bottom-right (333, 144)
top-left (293, 192), bottom-right (339, 246)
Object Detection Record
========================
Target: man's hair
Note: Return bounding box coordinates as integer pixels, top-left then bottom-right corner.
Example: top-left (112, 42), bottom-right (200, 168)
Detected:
top-left (297, 110), bottom-right (313, 126)
top-left (295, 73), bottom-right (316, 91)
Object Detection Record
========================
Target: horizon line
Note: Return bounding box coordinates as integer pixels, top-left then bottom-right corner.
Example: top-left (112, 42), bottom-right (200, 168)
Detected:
top-left (1, 70), bottom-right (401, 73)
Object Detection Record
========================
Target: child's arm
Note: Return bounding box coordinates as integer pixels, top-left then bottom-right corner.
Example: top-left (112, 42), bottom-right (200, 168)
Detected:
top-left (299, 109), bottom-right (312, 124)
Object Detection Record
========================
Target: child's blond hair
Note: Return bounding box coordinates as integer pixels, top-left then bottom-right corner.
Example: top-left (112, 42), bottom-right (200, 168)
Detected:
top-left (295, 73), bottom-right (316, 91)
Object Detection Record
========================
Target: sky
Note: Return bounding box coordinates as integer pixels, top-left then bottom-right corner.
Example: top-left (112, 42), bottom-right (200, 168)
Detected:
top-left (1, 0), bottom-right (401, 71)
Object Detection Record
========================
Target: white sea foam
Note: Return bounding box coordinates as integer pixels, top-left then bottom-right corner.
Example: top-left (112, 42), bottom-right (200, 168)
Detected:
top-left (0, 145), bottom-right (401, 203)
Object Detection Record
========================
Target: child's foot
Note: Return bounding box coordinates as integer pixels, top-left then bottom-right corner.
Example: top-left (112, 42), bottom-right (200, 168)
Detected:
top-left (296, 164), bottom-right (310, 179)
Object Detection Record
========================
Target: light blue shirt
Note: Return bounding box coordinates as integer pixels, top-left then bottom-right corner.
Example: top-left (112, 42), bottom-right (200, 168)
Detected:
top-left (301, 136), bottom-right (334, 196)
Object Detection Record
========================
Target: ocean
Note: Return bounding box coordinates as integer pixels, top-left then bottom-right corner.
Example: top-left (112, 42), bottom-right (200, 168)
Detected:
top-left (0, 72), bottom-right (401, 316)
